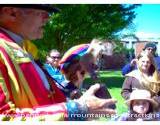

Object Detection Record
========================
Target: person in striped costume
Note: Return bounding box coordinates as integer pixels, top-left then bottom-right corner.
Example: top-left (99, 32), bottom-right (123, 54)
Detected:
top-left (60, 39), bottom-right (105, 80)
top-left (0, 4), bottom-right (116, 121)
top-left (56, 39), bottom-right (105, 99)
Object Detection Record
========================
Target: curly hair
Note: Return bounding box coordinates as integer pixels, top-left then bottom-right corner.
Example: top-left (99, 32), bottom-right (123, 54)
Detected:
top-left (62, 58), bottom-right (84, 83)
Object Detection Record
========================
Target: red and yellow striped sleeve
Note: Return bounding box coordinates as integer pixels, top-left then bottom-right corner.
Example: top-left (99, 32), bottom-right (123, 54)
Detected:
top-left (0, 59), bottom-right (69, 121)
top-left (0, 39), bottom-right (69, 121)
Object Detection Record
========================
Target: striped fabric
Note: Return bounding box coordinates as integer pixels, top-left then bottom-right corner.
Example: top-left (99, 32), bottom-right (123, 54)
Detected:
top-left (0, 29), bottom-right (68, 121)
top-left (22, 40), bottom-right (39, 60)
top-left (60, 44), bottom-right (89, 71)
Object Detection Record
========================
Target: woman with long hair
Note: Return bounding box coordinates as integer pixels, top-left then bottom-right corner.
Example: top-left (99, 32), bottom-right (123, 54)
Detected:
top-left (121, 51), bottom-right (160, 109)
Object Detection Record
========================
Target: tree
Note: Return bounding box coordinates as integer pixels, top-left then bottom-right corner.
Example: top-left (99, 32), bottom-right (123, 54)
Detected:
top-left (34, 4), bottom-right (140, 61)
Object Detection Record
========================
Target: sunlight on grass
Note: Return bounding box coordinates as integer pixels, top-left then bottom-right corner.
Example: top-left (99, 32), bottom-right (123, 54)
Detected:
top-left (99, 70), bottom-right (123, 77)
top-left (108, 88), bottom-right (128, 115)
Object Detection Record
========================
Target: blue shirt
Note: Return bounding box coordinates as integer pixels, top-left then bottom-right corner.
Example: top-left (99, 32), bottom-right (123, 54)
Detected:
top-left (44, 63), bottom-right (66, 84)
top-left (44, 63), bottom-right (78, 97)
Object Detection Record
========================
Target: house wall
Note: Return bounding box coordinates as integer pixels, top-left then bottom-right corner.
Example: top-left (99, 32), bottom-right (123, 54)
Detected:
top-left (99, 40), bottom-right (160, 70)
top-left (122, 40), bottom-right (160, 56)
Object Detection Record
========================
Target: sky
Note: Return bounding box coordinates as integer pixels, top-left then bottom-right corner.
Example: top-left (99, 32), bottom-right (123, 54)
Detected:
top-left (133, 4), bottom-right (160, 39)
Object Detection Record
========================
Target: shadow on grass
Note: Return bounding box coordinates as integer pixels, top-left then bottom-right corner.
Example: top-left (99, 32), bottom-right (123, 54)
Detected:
top-left (83, 76), bottom-right (125, 89)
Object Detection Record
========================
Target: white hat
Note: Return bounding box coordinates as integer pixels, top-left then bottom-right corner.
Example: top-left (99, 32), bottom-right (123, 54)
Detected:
top-left (126, 89), bottom-right (159, 109)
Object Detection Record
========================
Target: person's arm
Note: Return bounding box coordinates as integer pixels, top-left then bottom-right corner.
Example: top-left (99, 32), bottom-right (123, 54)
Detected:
top-left (0, 61), bottom-right (116, 121)
top-left (121, 59), bottom-right (137, 76)
top-left (154, 56), bottom-right (160, 72)
top-left (121, 64), bottom-right (133, 76)
top-left (121, 77), bottom-right (133, 100)
top-left (0, 60), bottom-right (68, 121)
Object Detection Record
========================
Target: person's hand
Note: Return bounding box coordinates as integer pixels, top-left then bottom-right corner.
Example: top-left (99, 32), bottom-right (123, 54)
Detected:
top-left (77, 84), bottom-right (117, 115)
top-left (130, 59), bottom-right (138, 67)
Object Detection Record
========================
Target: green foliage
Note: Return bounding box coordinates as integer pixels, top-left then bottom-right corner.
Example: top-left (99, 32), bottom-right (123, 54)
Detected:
top-left (113, 39), bottom-right (135, 57)
top-left (34, 4), bottom-right (140, 60)
top-left (114, 41), bottom-right (127, 54)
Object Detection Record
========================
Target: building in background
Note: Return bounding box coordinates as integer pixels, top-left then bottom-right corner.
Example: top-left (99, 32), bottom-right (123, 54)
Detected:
top-left (121, 38), bottom-right (160, 56)
top-left (97, 37), bottom-right (160, 70)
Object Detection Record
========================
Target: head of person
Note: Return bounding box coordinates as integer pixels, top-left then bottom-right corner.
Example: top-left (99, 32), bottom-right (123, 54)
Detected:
top-left (60, 39), bottom-right (107, 82)
top-left (61, 57), bottom-right (87, 88)
top-left (0, 4), bottom-right (58, 40)
top-left (127, 89), bottom-right (158, 114)
top-left (85, 38), bottom-right (105, 62)
top-left (80, 39), bottom-right (107, 79)
top-left (143, 42), bottom-right (157, 56)
top-left (137, 51), bottom-right (156, 75)
top-left (46, 49), bottom-right (61, 67)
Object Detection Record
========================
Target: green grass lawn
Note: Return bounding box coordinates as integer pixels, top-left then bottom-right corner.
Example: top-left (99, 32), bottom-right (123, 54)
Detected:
top-left (83, 70), bottom-right (128, 115)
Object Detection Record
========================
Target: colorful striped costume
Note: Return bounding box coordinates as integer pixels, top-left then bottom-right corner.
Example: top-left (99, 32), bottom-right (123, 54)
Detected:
top-left (60, 44), bottom-right (89, 72)
top-left (59, 43), bottom-right (99, 80)
top-left (0, 29), bottom-right (81, 121)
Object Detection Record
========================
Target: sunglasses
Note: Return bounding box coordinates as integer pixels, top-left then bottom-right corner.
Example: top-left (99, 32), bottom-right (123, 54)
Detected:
top-left (50, 56), bottom-right (61, 59)
top-left (146, 47), bottom-right (155, 51)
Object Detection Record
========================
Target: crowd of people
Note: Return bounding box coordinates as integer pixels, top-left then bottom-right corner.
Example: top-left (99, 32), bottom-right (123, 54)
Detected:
top-left (0, 4), bottom-right (160, 121)
top-left (119, 42), bottom-right (160, 121)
